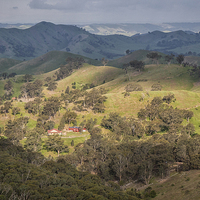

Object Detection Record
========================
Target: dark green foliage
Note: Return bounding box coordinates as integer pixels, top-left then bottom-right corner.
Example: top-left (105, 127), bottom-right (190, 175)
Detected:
top-left (125, 83), bottom-right (143, 92)
top-left (4, 117), bottom-right (29, 145)
top-left (165, 53), bottom-right (175, 65)
top-left (129, 60), bottom-right (145, 72)
top-left (12, 107), bottom-right (20, 116)
top-left (147, 52), bottom-right (162, 64)
top-left (0, 138), bottom-right (140, 199)
top-left (176, 54), bottom-right (185, 65)
top-left (101, 113), bottom-right (135, 138)
top-left (44, 135), bottom-right (69, 156)
top-left (44, 120), bottom-right (55, 131)
top-left (41, 96), bottom-right (61, 119)
top-left (1, 101), bottom-right (12, 116)
top-left (24, 128), bottom-right (42, 152)
top-left (23, 74), bottom-right (33, 83)
top-left (24, 97), bottom-right (42, 115)
top-left (162, 93), bottom-right (176, 104)
top-left (58, 117), bottom-right (65, 131)
top-left (182, 110), bottom-right (193, 122)
top-left (47, 80), bottom-right (57, 91)
top-left (65, 86), bottom-right (70, 94)
top-left (62, 110), bottom-right (77, 125)
top-left (3, 80), bottom-right (14, 100)
top-left (84, 88), bottom-right (107, 113)
top-left (20, 79), bottom-right (43, 99)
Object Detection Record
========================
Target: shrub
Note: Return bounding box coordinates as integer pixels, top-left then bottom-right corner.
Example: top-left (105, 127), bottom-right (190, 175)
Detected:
top-left (151, 83), bottom-right (162, 91)
top-left (125, 83), bottom-right (143, 92)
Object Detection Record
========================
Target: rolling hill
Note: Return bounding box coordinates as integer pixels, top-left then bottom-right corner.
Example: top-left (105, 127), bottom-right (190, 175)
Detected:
top-left (6, 51), bottom-right (101, 75)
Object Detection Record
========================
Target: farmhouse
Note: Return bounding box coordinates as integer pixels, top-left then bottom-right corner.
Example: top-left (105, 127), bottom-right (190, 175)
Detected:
top-left (47, 128), bottom-right (62, 136)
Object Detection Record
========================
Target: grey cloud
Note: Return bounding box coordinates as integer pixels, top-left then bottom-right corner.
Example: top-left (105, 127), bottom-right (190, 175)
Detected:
top-left (13, 7), bottom-right (18, 10)
top-left (27, 0), bottom-right (200, 24)
top-left (29, 0), bottom-right (88, 11)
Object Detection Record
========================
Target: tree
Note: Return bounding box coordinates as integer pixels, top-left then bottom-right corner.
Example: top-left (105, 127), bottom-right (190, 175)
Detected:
top-left (65, 86), bottom-right (70, 94)
top-left (44, 135), bottom-right (69, 156)
top-left (4, 117), bottom-right (29, 145)
top-left (129, 60), bottom-right (145, 72)
top-left (125, 83), bottom-right (143, 92)
top-left (162, 93), bottom-right (176, 104)
top-left (47, 80), bottom-right (57, 91)
top-left (63, 110), bottom-right (77, 125)
top-left (1, 101), bottom-right (12, 116)
top-left (24, 128), bottom-right (42, 152)
top-left (20, 79), bottom-right (43, 99)
top-left (182, 110), bottom-right (193, 122)
top-left (23, 74), bottom-right (33, 83)
top-left (101, 57), bottom-right (108, 66)
top-left (176, 54), bottom-right (185, 66)
top-left (12, 107), bottom-right (20, 117)
top-left (4, 80), bottom-right (14, 99)
top-left (147, 52), bottom-right (162, 65)
top-left (165, 54), bottom-right (175, 65)
top-left (42, 97), bottom-right (61, 119)
top-left (126, 49), bottom-right (131, 55)
top-left (151, 83), bottom-right (162, 91)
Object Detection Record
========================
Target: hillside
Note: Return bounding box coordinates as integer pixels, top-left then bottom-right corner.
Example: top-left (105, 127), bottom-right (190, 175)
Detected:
top-left (1, 22), bottom-right (200, 61)
top-left (2, 61), bottom-right (200, 131)
top-left (1, 56), bottom-right (200, 199)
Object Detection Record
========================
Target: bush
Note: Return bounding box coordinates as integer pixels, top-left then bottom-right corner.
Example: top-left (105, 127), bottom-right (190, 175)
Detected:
top-left (150, 190), bottom-right (156, 198)
top-left (125, 83), bottom-right (143, 92)
top-left (151, 83), bottom-right (162, 91)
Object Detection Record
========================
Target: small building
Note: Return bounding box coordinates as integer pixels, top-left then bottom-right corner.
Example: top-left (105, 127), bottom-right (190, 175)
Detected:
top-left (66, 127), bottom-right (87, 132)
top-left (68, 127), bottom-right (80, 132)
top-left (47, 128), bottom-right (62, 136)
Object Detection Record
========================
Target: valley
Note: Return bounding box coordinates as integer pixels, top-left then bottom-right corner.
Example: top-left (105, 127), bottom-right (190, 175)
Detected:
top-left (1, 24), bottom-right (200, 199)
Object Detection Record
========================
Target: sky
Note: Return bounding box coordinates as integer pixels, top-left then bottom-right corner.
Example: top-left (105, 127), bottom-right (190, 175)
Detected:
top-left (0, 0), bottom-right (200, 25)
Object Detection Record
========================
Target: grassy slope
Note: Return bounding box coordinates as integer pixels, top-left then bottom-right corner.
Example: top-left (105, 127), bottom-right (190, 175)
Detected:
top-left (152, 170), bottom-right (200, 200)
top-left (2, 62), bottom-right (200, 132)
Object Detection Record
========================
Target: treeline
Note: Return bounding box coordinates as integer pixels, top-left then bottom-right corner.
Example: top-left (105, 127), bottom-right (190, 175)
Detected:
top-left (0, 137), bottom-right (146, 200)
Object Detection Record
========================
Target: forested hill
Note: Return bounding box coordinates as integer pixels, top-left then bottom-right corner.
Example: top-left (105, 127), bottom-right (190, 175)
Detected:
top-left (1, 21), bottom-right (200, 60)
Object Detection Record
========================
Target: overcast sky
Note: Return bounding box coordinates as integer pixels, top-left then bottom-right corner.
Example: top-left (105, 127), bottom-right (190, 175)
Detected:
top-left (1, 0), bottom-right (200, 25)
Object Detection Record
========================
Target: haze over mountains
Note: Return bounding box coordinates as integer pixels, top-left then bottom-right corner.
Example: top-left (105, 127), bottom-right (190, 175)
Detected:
top-left (1, 21), bottom-right (200, 61)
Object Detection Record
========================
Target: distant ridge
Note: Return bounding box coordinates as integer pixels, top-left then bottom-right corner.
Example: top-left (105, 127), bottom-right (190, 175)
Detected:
top-left (1, 21), bottom-right (200, 61)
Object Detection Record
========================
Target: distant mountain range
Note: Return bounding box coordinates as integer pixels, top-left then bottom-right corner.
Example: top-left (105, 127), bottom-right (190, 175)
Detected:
top-left (1, 21), bottom-right (200, 61)
top-left (79, 23), bottom-right (200, 36)
top-left (2, 22), bottom-right (200, 35)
